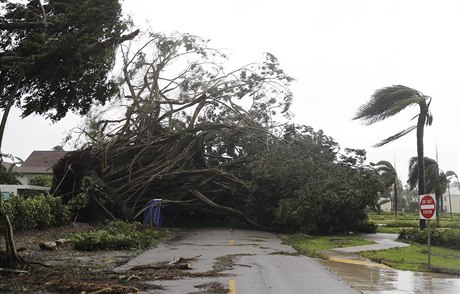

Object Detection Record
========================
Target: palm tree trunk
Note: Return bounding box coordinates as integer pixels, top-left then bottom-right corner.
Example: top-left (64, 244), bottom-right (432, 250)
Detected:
top-left (417, 102), bottom-right (428, 229)
top-left (393, 180), bottom-right (398, 218)
top-left (435, 193), bottom-right (440, 224)
top-left (440, 194), bottom-right (444, 216)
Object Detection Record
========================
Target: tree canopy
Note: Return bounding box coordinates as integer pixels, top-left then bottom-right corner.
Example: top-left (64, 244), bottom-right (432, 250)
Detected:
top-left (0, 0), bottom-right (137, 120)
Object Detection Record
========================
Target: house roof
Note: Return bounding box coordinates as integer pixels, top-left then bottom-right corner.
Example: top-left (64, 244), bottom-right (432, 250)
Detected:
top-left (17, 151), bottom-right (68, 174)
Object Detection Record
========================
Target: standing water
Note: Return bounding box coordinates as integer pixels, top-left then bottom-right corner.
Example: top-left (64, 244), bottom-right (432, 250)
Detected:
top-left (320, 233), bottom-right (460, 293)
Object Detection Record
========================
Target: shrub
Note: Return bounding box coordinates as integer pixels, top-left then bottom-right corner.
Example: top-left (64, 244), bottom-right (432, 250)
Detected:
top-left (385, 220), bottom-right (419, 228)
top-left (28, 175), bottom-right (52, 187)
top-left (66, 176), bottom-right (113, 221)
top-left (4, 194), bottom-right (70, 230)
top-left (70, 220), bottom-right (162, 251)
top-left (355, 221), bottom-right (378, 233)
top-left (398, 228), bottom-right (460, 250)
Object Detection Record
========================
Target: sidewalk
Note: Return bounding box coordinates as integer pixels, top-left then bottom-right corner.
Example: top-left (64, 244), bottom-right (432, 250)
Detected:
top-left (332, 233), bottom-right (409, 253)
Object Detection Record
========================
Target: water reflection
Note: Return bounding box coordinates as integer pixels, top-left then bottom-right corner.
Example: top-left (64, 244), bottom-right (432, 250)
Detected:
top-left (320, 258), bottom-right (460, 293)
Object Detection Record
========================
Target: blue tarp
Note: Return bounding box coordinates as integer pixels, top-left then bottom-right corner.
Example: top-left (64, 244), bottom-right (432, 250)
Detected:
top-left (143, 198), bottom-right (163, 227)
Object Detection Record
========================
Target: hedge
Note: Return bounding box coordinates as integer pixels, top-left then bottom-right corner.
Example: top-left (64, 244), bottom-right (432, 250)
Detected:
top-left (398, 228), bottom-right (460, 250)
top-left (3, 194), bottom-right (70, 230)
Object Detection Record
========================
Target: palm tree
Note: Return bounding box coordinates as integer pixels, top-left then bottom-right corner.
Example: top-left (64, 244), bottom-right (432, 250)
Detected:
top-left (354, 85), bottom-right (432, 228)
top-left (408, 156), bottom-right (448, 223)
top-left (372, 160), bottom-right (399, 216)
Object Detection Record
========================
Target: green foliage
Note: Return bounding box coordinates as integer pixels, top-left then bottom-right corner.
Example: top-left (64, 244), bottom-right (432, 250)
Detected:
top-left (69, 220), bottom-right (164, 251)
top-left (283, 233), bottom-right (374, 258)
top-left (398, 228), bottom-right (460, 250)
top-left (67, 192), bottom-right (89, 212)
top-left (0, 162), bottom-right (21, 184)
top-left (3, 194), bottom-right (70, 230)
top-left (28, 175), bottom-right (52, 187)
top-left (369, 212), bottom-right (460, 233)
top-left (246, 125), bottom-right (381, 233)
top-left (1, 0), bottom-right (128, 120)
top-left (384, 220), bottom-right (419, 228)
top-left (67, 176), bottom-right (112, 214)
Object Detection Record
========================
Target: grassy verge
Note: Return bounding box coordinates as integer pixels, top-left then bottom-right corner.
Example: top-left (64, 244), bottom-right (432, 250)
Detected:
top-left (370, 212), bottom-right (460, 233)
top-left (376, 226), bottom-right (402, 233)
top-left (361, 244), bottom-right (460, 275)
top-left (283, 234), bottom-right (374, 259)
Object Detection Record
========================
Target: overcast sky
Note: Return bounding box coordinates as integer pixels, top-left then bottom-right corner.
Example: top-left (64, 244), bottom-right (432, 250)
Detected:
top-left (3, 0), bottom-right (459, 184)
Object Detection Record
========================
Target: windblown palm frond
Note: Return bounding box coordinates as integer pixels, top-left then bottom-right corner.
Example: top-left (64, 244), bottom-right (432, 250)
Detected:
top-left (374, 125), bottom-right (417, 147)
top-left (407, 156), bottom-right (447, 194)
top-left (446, 171), bottom-right (458, 179)
top-left (353, 85), bottom-right (423, 125)
top-left (371, 160), bottom-right (397, 190)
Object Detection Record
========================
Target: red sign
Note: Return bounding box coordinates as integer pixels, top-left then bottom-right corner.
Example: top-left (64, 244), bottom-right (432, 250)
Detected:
top-left (419, 194), bottom-right (436, 219)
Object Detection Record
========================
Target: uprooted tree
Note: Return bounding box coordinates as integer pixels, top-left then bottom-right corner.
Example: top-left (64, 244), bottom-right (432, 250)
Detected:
top-left (0, 0), bottom-right (136, 267)
top-left (52, 32), bottom-right (381, 231)
top-left (52, 32), bottom-right (294, 227)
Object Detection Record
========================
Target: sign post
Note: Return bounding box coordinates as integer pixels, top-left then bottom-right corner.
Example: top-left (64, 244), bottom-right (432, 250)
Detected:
top-left (419, 194), bottom-right (436, 270)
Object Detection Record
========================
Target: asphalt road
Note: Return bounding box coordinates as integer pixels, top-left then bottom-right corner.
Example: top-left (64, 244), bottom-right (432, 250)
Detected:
top-left (116, 228), bottom-right (358, 293)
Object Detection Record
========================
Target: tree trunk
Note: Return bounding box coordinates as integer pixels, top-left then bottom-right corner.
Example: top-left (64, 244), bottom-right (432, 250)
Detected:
top-left (435, 193), bottom-right (440, 224)
top-left (439, 193), bottom-right (444, 216)
top-left (417, 101), bottom-right (428, 229)
top-left (0, 199), bottom-right (23, 265)
top-left (0, 77), bottom-right (24, 267)
top-left (393, 180), bottom-right (398, 218)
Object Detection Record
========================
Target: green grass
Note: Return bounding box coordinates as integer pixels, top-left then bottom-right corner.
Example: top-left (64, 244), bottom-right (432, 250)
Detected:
top-left (376, 226), bottom-right (402, 233)
top-left (283, 234), bottom-right (375, 259)
top-left (69, 220), bottom-right (175, 251)
top-left (361, 244), bottom-right (460, 274)
top-left (369, 212), bottom-right (460, 233)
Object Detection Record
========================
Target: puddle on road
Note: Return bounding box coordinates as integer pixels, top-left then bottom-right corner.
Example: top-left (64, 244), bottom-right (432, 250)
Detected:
top-left (320, 258), bottom-right (460, 293)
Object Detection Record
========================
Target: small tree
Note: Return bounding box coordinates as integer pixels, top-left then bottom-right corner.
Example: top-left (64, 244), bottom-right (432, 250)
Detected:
top-left (408, 156), bottom-right (448, 223)
top-left (371, 160), bottom-right (399, 216)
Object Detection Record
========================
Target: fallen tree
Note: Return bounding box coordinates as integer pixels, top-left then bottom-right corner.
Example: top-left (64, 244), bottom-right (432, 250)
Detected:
top-left (52, 32), bottom-right (381, 232)
top-left (51, 32), bottom-right (293, 227)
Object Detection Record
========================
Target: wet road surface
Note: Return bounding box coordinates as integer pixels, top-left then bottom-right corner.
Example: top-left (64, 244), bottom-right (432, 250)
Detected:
top-left (116, 229), bottom-right (460, 293)
top-left (116, 229), bottom-right (357, 293)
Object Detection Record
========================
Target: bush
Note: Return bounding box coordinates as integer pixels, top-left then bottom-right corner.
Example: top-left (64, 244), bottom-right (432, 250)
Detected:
top-left (70, 220), bottom-right (162, 251)
top-left (28, 175), bottom-right (52, 187)
top-left (355, 221), bottom-right (378, 233)
top-left (398, 228), bottom-right (460, 250)
top-left (4, 195), bottom-right (70, 230)
top-left (385, 220), bottom-right (419, 228)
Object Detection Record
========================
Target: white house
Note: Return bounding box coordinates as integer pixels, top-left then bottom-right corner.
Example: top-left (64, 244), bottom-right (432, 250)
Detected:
top-left (443, 184), bottom-right (460, 214)
top-left (1, 184), bottom-right (50, 199)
